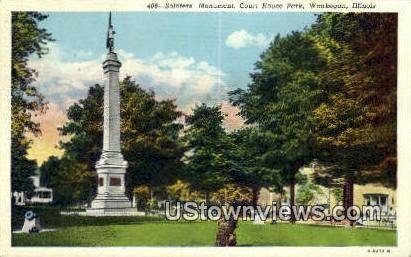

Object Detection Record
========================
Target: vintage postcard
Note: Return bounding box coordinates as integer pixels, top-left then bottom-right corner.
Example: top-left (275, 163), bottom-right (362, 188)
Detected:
top-left (0, 0), bottom-right (410, 256)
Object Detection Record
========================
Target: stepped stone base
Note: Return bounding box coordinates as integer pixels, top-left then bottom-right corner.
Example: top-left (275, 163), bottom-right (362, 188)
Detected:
top-left (90, 192), bottom-right (132, 209)
top-left (87, 192), bottom-right (135, 216)
top-left (84, 211), bottom-right (145, 217)
top-left (81, 208), bottom-right (145, 217)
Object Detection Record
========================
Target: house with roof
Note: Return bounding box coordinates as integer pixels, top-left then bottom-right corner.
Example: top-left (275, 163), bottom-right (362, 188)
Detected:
top-left (258, 166), bottom-right (396, 227)
top-left (13, 169), bottom-right (53, 205)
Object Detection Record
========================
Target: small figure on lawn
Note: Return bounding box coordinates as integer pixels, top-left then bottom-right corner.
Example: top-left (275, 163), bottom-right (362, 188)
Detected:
top-left (21, 210), bottom-right (42, 233)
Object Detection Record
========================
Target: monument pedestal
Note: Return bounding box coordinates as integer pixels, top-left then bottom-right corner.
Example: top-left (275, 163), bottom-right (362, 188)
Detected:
top-left (87, 152), bottom-right (134, 215)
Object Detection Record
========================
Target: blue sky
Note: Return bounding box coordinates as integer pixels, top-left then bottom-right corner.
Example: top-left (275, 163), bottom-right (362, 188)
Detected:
top-left (33, 12), bottom-right (317, 110)
top-left (27, 12), bottom-right (318, 163)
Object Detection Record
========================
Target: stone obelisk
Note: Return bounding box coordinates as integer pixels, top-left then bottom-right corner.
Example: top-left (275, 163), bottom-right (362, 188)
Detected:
top-left (88, 12), bottom-right (132, 214)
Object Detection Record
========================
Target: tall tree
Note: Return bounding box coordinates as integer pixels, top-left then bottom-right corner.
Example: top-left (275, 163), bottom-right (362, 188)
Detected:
top-left (183, 104), bottom-right (235, 202)
top-left (229, 31), bottom-right (327, 221)
top-left (49, 156), bottom-right (94, 206)
top-left (11, 12), bottom-right (54, 193)
top-left (183, 105), bottom-right (280, 246)
top-left (311, 13), bottom-right (397, 214)
top-left (183, 104), bottom-right (241, 246)
top-left (231, 127), bottom-right (279, 207)
top-left (120, 77), bottom-right (184, 194)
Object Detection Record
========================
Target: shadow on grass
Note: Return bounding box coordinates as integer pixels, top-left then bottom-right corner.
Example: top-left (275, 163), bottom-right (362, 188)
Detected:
top-left (12, 205), bottom-right (167, 230)
top-left (12, 205), bottom-right (209, 230)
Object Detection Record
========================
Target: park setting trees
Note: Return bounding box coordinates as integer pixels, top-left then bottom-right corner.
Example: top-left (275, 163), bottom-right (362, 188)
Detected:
top-left (230, 127), bottom-right (280, 208)
top-left (11, 12), bottom-right (54, 194)
top-left (229, 30), bottom-right (327, 222)
top-left (182, 104), bottom-right (236, 202)
top-left (11, 11), bottom-right (397, 246)
top-left (309, 14), bottom-right (397, 221)
top-left (229, 13), bottom-right (397, 224)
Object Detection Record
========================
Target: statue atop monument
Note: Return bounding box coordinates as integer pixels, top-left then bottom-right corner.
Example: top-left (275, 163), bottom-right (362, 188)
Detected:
top-left (106, 12), bottom-right (115, 52)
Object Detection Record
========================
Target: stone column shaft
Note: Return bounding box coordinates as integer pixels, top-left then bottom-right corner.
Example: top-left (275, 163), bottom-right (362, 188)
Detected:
top-left (103, 53), bottom-right (121, 153)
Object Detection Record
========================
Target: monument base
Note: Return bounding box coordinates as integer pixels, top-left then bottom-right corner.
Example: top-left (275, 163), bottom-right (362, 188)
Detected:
top-left (85, 208), bottom-right (143, 216)
top-left (87, 191), bottom-right (136, 215)
top-left (90, 192), bottom-right (132, 209)
top-left (84, 208), bottom-right (145, 216)
top-left (87, 150), bottom-right (135, 216)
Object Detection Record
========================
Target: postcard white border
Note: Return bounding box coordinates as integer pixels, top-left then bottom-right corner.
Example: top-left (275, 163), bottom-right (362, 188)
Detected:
top-left (0, 0), bottom-right (410, 256)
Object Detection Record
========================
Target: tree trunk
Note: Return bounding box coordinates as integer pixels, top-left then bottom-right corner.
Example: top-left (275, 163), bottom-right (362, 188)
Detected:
top-left (205, 192), bottom-right (209, 219)
top-left (216, 213), bottom-right (237, 246)
top-left (251, 187), bottom-right (259, 208)
top-left (289, 175), bottom-right (296, 223)
top-left (342, 177), bottom-right (354, 226)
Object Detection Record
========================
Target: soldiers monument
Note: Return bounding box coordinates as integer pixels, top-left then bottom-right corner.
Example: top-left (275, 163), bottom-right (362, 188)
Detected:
top-left (86, 13), bottom-right (134, 215)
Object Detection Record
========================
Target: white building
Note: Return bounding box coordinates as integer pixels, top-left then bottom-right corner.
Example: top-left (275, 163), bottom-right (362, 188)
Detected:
top-left (13, 170), bottom-right (53, 205)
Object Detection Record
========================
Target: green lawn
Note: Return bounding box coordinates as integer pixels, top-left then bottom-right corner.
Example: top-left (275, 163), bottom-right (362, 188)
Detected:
top-left (12, 210), bottom-right (396, 246)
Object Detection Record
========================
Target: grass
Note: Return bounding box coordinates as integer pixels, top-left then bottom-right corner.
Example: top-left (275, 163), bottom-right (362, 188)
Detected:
top-left (13, 221), bottom-right (217, 246)
top-left (236, 223), bottom-right (396, 246)
top-left (12, 207), bottom-right (396, 246)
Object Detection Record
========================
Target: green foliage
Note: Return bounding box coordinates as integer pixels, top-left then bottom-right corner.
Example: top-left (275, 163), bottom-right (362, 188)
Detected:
top-left (230, 13), bottom-right (397, 201)
top-left (59, 84), bottom-right (104, 170)
top-left (120, 77), bottom-right (185, 191)
top-left (166, 180), bottom-right (202, 202)
top-left (54, 84), bottom-right (104, 204)
top-left (12, 12), bottom-right (54, 137)
top-left (133, 185), bottom-right (151, 201)
top-left (311, 13), bottom-right (397, 188)
top-left (297, 180), bottom-right (323, 205)
top-left (229, 31), bottom-right (327, 207)
top-left (11, 12), bottom-right (53, 193)
top-left (53, 157), bottom-right (96, 205)
top-left (331, 187), bottom-right (343, 204)
top-left (183, 105), bottom-right (280, 207)
top-left (183, 104), bottom-right (236, 197)
top-left (39, 155), bottom-right (95, 205)
top-left (11, 134), bottom-right (37, 193)
top-left (209, 184), bottom-right (253, 205)
top-left (39, 156), bottom-right (60, 187)
top-left (230, 128), bottom-right (280, 198)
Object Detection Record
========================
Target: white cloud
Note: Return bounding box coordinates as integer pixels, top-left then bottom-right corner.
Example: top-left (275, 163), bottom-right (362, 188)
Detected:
top-left (225, 30), bottom-right (270, 49)
top-left (29, 44), bottom-right (225, 112)
top-left (120, 51), bottom-right (225, 98)
top-left (29, 44), bottom-right (102, 92)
